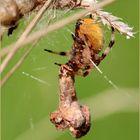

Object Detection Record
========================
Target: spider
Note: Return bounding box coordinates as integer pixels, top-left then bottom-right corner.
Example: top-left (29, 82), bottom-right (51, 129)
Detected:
top-left (44, 17), bottom-right (115, 77)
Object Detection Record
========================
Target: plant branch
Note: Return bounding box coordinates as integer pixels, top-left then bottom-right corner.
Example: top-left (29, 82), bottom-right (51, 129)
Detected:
top-left (0, 0), bottom-right (53, 73)
top-left (0, 15), bottom-right (55, 87)
top-left (50, 64), bottom-right (90, 138)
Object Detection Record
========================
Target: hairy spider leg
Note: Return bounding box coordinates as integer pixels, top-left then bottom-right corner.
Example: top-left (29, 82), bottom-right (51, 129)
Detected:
top-left (44, 49), bottom-right (67, 56)
top-left (71, 33), bottom-right (85, 44)
top-left (100, 27), bottom-right (115, 61)
top-left (54, 62), bottom-right (62, 66)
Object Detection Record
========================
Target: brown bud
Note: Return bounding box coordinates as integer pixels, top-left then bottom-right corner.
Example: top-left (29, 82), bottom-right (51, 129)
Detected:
top-left (0, 0), bottom-right (19, 26)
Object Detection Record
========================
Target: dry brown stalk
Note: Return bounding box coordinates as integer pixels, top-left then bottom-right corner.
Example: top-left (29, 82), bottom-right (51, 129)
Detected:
top-left (50, 64), bottom-right (90, 138)
top-left (0, 0), bottom-right (53, 73)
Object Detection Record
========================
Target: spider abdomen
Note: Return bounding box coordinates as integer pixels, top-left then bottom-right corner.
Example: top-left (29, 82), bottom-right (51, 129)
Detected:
top-left (76, 18), bottom-right (104, 54)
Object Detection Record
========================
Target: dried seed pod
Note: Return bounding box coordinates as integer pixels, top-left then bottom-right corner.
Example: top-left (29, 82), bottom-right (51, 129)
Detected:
top-left (50, 64), bottom-right (91, 138)
top-left (15, 0), bottom-right (37, 15)
top-left (0, 0), bottom-right (19, 26)
top-left (54, 0), bottom-right (81, 9)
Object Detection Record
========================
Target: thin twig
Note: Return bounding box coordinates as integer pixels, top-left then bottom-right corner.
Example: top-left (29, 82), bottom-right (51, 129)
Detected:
top-left (0, 11), bottom-right (55, 87)
top-left (0, 45), bottom-right (13, 58)
top-left (0, 45), bottom-right (34, 87)
top-left (0, 0), bottom-right (53, 73)
top-left (0, 0), bottom-right (115, 73)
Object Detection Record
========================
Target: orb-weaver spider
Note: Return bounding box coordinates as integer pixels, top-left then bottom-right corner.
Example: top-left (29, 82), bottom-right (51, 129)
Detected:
top-left (44, 17), bottom-right (115, 77)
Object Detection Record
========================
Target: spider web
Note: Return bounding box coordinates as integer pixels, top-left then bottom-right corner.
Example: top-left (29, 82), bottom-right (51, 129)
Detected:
top-left (21, 8), bottom-right (75, 86)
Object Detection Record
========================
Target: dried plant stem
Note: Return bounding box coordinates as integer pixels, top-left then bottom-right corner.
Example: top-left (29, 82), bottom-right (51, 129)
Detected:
top-left (0, 16), bottom-right (54, 86)
top-left (0, 0), bottom-right (53, 73)
top-left (0, 45), bottom-right (34, 87)
top-left (50, 64), bottom-right (90, 138)
top-left (0, 45), bottom-right (13, 58)
top-left (0, 0), bottom-right (115, 73)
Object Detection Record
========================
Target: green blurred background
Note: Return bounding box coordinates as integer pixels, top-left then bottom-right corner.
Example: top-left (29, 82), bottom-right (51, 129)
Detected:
top-left (1, 0), bottom-right (139, 140)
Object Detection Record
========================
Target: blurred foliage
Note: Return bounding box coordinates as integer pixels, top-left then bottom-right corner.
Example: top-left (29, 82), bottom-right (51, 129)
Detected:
top-left (1, 0), bottom-right (139, 140)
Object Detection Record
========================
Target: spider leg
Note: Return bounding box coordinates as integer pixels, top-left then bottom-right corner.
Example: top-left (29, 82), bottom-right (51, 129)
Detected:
top-left (100, 27), bottom-right (115, 61)
top-left (71, 33), bottom-right (86, 45)
top-left (8, 24), bottom-right (18, 36)
top-left (71, 33), bottom-right (76, 41)
top-left (44, 49), bottom-right (68, 56)
top-left (89, 14), bottom-right (92, 18)
top-left (54, 62), bottom-right (62, 66)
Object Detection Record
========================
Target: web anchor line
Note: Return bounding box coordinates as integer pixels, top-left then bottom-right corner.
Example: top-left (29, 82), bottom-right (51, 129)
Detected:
top-left (22, 71), bottom-right (50, 86)
top-left (90, 59), bottom-right (118, 90)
